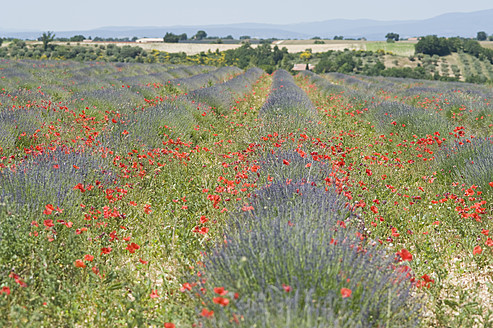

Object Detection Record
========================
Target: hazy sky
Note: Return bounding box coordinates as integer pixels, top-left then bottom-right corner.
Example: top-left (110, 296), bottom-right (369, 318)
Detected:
top-left (2, 0), bottom-right (493, 31)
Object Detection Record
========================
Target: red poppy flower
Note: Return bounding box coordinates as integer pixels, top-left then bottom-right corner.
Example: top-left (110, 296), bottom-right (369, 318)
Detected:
top-left (341, 288), bottom-right (352, 298)
top-left (43, 204), bottom-right (54, 215)
top-left (201, 308), bottom-right (214, 317)
top-left (0, 286), bottom-right (10, 295)
top-left (126, 243), bottom-right (140, 253)
top-left (100, 247), bottom-right (112, 255)
top-left (473, 245), bottom-right (482, 255)
top-left (164, 323), bottom-right (175, 328)
top-left (486, 238), bottom-right (493, 247)
top-left (283, 159), bottom-right (290, 165)
top-left (213, 297), bottom-right (230, 306)
top-left (282, 284), bottom-right (291, 292)
top-left (74, 259), bottom-right (86, 268)
top-left (150, 289), bottom-right (159, 299)
top-left (397, 249), bottom-right (412, 261)
top-left (84, 254), bottom-right (94, 262)
top-left (43, 219), bottom-right (54, 228)
top-left (139, 258), bottom-right (149, 264)
top-left (213, 287), bottom-right (228, 296)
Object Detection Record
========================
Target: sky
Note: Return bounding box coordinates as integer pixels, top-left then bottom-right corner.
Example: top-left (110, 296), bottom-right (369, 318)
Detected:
top-left (1, 0), bottom-right (493, 31)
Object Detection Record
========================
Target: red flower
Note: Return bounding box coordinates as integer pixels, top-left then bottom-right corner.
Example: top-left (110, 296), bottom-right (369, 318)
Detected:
top-left (486, 238), bottom-right (493, 247)
top-left (201, 308), bottom-right (214, 317)
top-left (397, 249), bottom-right (413, 261)
top-left (283, 159), bottom-right (290, 165)
top-left (341, 288), bottom-right (352, 298)
top-left (164, 323), bottom-right (175, 328)
top-left (473, 245), bottom-right (482, 255)
top-left (150, 289), bottom-right (159, 299)
top-left (139, 258), bottom-right (149, 264)
top-left (100, 247), bottom-right (112, 255)
top-left (213, 297), bottom-right (230, 306)
top-left (74, 259), bottom-right (86, 268)
top-left (0, 286), bottom-right (10, 295)
top-left (126, 243), bottom-right (140, 253)
top-left (43, 219), bottom-right (54, 228)
top-left (489, 182), bottom-right (493, 188)
top-left (370, 205), bottom-right (378, 214)
top-left (213, 287), bottom-right (228, 296)
top-left (200, 216), bottom-right (208, 224)
top-left (84, 254), bottom-right (94, 262)
top-left (43, 204), bottom-right (54, 215)
top-left (282, 284), bottom-right (291, 292)
top-left (143, 204), bottom-right (152, 214)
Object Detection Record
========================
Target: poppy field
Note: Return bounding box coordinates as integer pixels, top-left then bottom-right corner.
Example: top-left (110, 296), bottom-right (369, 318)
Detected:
top-left (0, 59), bottom-right (492, 327)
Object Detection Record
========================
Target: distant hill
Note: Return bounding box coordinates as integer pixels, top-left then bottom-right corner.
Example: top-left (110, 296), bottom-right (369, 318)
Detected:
top-left (2, 8), bottom-right (493, 41)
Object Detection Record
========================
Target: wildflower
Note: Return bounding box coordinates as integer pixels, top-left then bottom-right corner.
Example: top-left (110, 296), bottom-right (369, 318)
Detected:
top-left (84, 254), bottom-right (94, 262)
top-left (473, 245), bottom-right (482, 255)
top-left (201, 308), bottom-right (214, 317)
top-left (74, 259), bottom-right (86, 268)
top-left (0, 286), bottom-right (10, 295)
top-left (100, 247), bottom-right (112, 255)
top-left (397, 249), bottom-right (413, 261)
top-left (126, 243), bottom-right (140, 253)
top-left (486, 238), bottom-right (493, 247)
top-left (150, 289), bottom-right (159, 299)
top-left (213, 287), bottom-right (228, 296)
top-left (341, 288), bottom-right (352, 298)
top-left (164, 323), bottom-right (175, 328)
top-left (282, 284), bottom-right (291, 292)
top-left (213, 297), bottom-right (230, 306)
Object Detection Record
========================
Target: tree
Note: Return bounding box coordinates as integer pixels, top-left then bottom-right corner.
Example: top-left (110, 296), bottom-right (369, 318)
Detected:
top-left (40, 31), bottom-right (55, 51)
top-left (70, 35), bottom-right (85, 42)
top-left (385, 32), bottom-right (399, 42)
top-left (239, 35), bottom-right (251, 40)
top-left (333, 36), bottom-right (344, 40)
top-left (194, 30), bottom-right (207, 40)
top-left (0, 38), bottom-right (3, 47)
top-left (415, 35), bottom-right (451, 56)
top-left (163, 32), bottom-right (180, 43)
top-left (179, 33), bottom-right (187, 41)
top-left (477, 31), bottom-right (487, 41)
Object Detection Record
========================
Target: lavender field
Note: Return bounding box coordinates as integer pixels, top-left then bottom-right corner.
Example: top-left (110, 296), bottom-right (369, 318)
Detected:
top-left (0, 59), bottom-right (492, 327)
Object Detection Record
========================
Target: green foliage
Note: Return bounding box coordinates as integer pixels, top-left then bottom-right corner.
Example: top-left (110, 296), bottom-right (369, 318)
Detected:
top-left (385, 32), bottom-right (400, 42)
top-left (477, 31), bottom-right (487, 41)
top-left (415, 35), bottom-right (452, 56)
top-left (194, 30), bottom-right (207, 40)
top-left (39, 31), bottom-right (55, 51)
top-left (70, 35), bottom-right (85, 42)
top-left (163, 32), bottom-right (180, 43)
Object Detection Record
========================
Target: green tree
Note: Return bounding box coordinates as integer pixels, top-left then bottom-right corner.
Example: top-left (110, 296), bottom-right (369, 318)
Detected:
top-left (385, 32), bottom-right (399, 42)
top-left (70, 35), bottom-right (85, 42)
top-left (415, 35), bottom-right (451, 56)
top-left (477, 31), bottom-right (487, 41)
top-left (40, 31), bottom-right (55, 51)
top-left (194, 30), bottom-right (207, 40)
top-left (163, 32), bottom-right (180, 43)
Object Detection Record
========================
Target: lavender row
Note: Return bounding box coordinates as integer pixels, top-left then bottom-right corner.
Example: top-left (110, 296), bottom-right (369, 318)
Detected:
top-left (186, 67), bottom-right (264, 113)
top-left (193, 152), bottom-right (422, 327)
